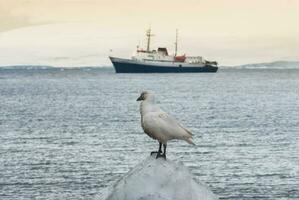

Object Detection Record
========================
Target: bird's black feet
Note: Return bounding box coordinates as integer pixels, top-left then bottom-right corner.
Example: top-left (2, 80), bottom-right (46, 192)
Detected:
top-left (156, 153), bottom-right (166, 160)
top-left (151, 142), bottom-right (166, 159)
top-left (150, 151), bottom-right (162, 156)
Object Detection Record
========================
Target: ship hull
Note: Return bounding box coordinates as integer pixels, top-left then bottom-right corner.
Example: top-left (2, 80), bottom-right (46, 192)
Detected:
top-left (110, 57), bottom-right (218, 73)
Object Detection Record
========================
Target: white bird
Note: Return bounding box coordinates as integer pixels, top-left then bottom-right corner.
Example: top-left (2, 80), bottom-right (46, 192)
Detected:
top-left (137, 91), bottom-right (195, 159)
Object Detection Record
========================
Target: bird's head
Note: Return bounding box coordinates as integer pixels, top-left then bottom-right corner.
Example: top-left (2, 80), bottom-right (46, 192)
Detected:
top-left (137, 91), bottom-right (154, 101)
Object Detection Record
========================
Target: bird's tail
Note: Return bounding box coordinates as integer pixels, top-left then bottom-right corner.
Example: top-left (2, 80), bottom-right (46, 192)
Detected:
top-left (184, 136), bottom-right (195, 145)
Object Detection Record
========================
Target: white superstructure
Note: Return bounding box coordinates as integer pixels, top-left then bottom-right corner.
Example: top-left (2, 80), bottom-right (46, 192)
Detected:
top-left (129, 28), bottom-right (216, 67)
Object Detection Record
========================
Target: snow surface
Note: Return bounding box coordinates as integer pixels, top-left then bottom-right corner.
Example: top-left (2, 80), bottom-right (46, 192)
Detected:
top-left (105, 155), bottom-right (218, 200)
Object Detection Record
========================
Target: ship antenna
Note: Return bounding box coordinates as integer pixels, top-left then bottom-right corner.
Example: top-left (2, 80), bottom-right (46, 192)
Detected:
top-left (174, 29), bottom-right (178, 56)
top-left (146, 28), bottom-right (154, 52)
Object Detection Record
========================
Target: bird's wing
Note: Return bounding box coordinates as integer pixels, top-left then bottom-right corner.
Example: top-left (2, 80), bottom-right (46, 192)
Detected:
top-left (157, 112), bottom-right (193, 137)
top-left (143, 111), bottom-right (193, 141)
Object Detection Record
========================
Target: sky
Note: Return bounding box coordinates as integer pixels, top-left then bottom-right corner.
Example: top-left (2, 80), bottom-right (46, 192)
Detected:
top-left (0, 0), bottom-right (298, 66)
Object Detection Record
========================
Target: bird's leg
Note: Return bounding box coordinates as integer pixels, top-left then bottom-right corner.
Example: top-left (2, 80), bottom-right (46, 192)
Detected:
top-left (156, 143), bottom-right (167, 159)
top-left (151, 142), bottom-right (162, 156)
top-left (158, 142), bottom-right (162, 154)
top-left (162, 143), bottom-right (167, 159)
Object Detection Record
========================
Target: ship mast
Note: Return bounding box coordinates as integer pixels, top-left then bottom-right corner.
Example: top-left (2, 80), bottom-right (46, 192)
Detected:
top-left (146, 28), bottom-right (154, 52)
top-left (174, 29), bottom-right (178, 56)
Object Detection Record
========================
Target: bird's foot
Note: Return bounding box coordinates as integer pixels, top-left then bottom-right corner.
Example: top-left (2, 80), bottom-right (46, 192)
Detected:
top-left (156, 153), bottom-right (166, 160)
top-left (150, 151), bottom-right (162, 156)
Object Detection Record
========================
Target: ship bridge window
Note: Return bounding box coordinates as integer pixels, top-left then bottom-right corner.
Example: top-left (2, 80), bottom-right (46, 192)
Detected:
top-left (157, 47), bottom-right (168, 56)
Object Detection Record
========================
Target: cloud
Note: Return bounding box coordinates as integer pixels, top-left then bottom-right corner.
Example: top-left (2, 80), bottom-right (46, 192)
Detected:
top-left (0, 0), bottom-right (52, 31)
top-left (0, 0), bottom-right (298, 65)
top-left (0, 2), bottom-right (31, 31)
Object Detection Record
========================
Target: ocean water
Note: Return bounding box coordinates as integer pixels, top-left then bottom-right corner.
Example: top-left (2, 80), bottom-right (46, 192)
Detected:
top-left (0, 68), bottom-right (298, 200)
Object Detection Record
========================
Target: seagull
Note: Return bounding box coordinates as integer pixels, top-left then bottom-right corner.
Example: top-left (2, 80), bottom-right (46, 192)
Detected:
top-left (137, 91), bottom-right (195, 159)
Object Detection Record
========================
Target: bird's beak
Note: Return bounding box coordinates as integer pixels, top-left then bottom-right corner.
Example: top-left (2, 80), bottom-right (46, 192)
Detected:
top-left (137, 95), bottom-right (143, 101)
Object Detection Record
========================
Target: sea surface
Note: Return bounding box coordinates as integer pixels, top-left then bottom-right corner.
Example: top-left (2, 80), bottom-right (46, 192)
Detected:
top-left (0, 67), bottom-right (298, 200)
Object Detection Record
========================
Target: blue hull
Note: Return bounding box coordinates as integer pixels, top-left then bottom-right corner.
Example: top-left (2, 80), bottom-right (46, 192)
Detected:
top-left (110, 58), bottom-right (218, 73)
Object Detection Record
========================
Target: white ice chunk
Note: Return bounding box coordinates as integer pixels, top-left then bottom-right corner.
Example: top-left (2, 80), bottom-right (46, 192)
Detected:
top-left (105, 155), bottom-right (218, 200)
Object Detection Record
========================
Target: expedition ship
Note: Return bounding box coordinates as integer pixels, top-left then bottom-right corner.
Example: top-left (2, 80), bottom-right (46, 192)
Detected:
top-left (109, 29), bottom-right (218, 73)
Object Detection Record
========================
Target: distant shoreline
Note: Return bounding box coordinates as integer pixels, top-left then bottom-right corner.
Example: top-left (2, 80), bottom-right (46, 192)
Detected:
top-left (0, 60), bottom-right (299, 70)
